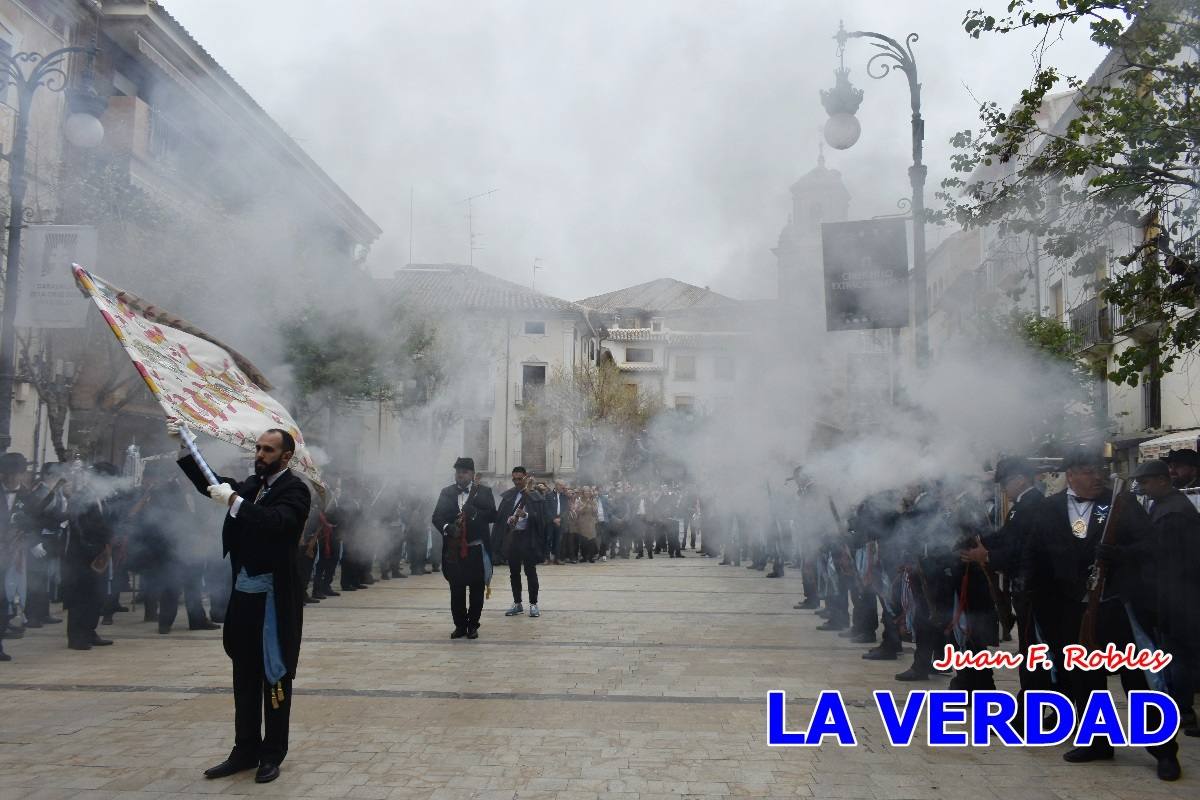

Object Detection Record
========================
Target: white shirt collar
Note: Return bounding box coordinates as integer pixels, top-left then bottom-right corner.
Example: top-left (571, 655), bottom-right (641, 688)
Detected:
top-left (262, 468), bottom-right (289, 488)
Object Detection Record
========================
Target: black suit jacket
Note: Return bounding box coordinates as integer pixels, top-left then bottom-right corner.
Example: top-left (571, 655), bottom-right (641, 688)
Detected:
top-left (982, 487), bottom-right (1044, 578)
top-left (178, 456), bottom-right (311, 678)
top-left (432, 483), bottom-right (497, 584)
top-left (1021, 488), bottom-right (1153, 626)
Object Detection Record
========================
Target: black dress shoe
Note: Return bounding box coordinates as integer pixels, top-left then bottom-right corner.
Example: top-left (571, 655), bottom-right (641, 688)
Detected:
top-left (0, 651), bottom-right (11, 661)
top-left (91, 635), bottom-right (114, 646)
top-left (862, 647), bottom-right (900, 660)
top-left (204, 758), bottom-right (257, 780)
top-left (255, 762), bottom-right (280, 783)
top-left (850, 632), bottom-right (877, 644)
top-left (323, 588), bottom-right (341, 597)
top-left (340, 586), bottom-right (358, 592)
top-left (450, 627), bottom-right (467, 639)
top-left (894, 667), bottom-right (931, 681)
top-left (1062, 744), bottom-right (1114, 763)
top-left (816, 620), bottom-right (848, 632)
top-left (190, 621), bottom-right (220, 631)
top-left (311, 591), bottom-right (327, 600)
top-left (67, 641), bottom-right (92, 651)
top-left (42, 616), bottom-right (62, 624)
top-left (1157, 755), bottom-right (1182, 781)
top-left (158, 625), bottom-right (171, 635)
top-left (466, 627), bottom-right (479, 639)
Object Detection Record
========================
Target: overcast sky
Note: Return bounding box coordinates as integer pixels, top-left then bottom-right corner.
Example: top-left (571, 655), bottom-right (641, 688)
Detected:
top-left (166, 0), bottom-right (1105, 301)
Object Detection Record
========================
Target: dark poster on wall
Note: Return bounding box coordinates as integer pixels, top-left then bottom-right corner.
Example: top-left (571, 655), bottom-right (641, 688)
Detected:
top-left (821, 219), bottom-right (910, 331)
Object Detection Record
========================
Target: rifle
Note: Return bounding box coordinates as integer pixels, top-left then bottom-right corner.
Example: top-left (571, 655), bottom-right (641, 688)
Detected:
top-left (451, 482), bottom-right (479, 562)
top-left (1078, 477), bottom-right (1124, 651)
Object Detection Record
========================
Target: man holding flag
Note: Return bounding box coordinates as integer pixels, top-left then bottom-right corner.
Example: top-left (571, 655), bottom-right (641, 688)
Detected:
top-left (72, 265), bottom-right (322, 785)
top-left (172, 424), bottom-right (310, 785)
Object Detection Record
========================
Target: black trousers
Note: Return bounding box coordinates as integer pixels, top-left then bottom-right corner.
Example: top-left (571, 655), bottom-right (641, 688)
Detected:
top-left (159, 567), bottom-right (208, 629)
top-left (225, 590), bottom-right (291, 766)
top-left (506, 537), bottom-right (540, 606)
top-left (66, 571), bottom-right (103, 645)
top-left (26, 557), bottom-right (51, 623)
top-left (852, 585), bottom-right (878, 634)
top-left (450, 581), bottom-right (485, 630)
top-left (314, 538), bottom-right (340, 591)
top-left (509, 554), bottom-right (539, 604)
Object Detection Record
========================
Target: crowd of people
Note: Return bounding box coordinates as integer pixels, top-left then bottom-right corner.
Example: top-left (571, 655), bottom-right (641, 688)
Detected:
top-left (745, 447), bottom-right (1200, 783)
top-left (3, 440), bottom-right (1198, 783)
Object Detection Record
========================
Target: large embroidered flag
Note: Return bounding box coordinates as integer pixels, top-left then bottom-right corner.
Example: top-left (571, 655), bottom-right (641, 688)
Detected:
top-left (73, 265), bottom-right (323, 488)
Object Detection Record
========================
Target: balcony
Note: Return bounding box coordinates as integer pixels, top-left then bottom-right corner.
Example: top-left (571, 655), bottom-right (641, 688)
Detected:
top-left (1111, 302), bottom-right (1163, 343)
top-left (1069, 297), bottom-right (1113, 357)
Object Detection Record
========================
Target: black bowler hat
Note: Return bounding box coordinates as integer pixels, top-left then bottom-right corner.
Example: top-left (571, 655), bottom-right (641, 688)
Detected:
top-left (0, 452), bottom-right (28, 475)
top-left (1132, 459), bottom-right (1171, 480)
top-left (453, 457), bottom-right (475, 472)
top-left (1165, 449), bottom-right (1200, 468)
top-left (994, 456), bottom-right (1034, 483)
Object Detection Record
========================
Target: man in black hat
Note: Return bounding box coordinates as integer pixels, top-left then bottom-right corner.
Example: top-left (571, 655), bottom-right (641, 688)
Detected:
top-left (1133, 458), bottom-right (1200, 737)
top-left (1021, 448), bottom-right (1180, 780)
top-left (1164, 449), bottom-right (1200, 490)
top-left (431, 458), bottom-right (497, 639)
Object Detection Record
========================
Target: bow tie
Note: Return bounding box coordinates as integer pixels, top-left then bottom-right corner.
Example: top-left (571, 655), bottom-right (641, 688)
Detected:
top-left (458, 487), bottom-right (469, 494)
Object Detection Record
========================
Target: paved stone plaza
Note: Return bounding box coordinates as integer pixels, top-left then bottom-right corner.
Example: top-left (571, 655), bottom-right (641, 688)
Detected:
top-left (0, 556), bottom-right (1195, 799)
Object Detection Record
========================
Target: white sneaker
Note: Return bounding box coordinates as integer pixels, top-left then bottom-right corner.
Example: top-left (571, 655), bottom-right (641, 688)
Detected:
top-left (601, 555), bottom-right (608, 561)
top-left (529, 604), bottom-right (540, 617)
top-left (505, 603), bottom-right (523, 616)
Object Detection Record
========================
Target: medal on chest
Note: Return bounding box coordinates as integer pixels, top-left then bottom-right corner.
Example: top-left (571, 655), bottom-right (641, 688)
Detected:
top-left (1071, 518), bottom-right (1087, 537)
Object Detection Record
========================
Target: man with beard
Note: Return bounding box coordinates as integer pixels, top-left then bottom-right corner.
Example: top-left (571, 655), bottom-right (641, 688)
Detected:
top-left (497, 467), bottom-right (542, 618)
top-left (1131, 458), bottom-right (1200, 738)
top-left (431, 458), bottom-right (497, 639)
top-left (1020, 448), bottom-right (1180, 781)
top-left (174, 425), bottom-right (311, 785)
top-left (1164, 449), bottom-right (1200, 490)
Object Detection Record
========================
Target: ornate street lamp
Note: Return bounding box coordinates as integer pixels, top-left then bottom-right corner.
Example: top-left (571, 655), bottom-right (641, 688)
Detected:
top-left (0, 44), bottom-right (106, 453)
top-left (821, 21), bottom-right (929, 366)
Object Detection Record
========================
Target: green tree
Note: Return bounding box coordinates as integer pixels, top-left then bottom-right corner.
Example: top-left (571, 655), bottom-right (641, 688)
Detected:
top-left (943, 0), bottom-right (1199, 386)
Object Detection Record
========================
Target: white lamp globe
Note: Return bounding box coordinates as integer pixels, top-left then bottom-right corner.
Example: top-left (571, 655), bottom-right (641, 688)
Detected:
top-left (824, 112), bottom-right (861, 150)
top-left (64, 112), bottom-right (104, 149)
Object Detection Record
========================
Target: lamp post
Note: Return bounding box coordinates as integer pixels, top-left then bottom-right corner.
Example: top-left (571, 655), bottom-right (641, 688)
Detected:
top-left (821, 21), bottom-right (929, 366)
top-left (0, 45), bottom-right (105, 453)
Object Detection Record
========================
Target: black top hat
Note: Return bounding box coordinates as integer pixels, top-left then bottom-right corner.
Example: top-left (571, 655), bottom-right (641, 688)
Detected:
top-left (1062, 446), bottom-right (1105, 471)
top-left (453, 457), bottom-right (476, 472)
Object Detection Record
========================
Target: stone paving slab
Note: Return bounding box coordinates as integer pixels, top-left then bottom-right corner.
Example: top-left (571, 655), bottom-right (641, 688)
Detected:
top-left (0, 556), bottom-right (1196, 798)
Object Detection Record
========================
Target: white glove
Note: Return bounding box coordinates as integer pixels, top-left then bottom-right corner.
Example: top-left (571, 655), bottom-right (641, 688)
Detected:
top-left (207, 483), bottom-right (236, 507)
top-left (166, 420), bottom-right (182, 439)
top-left (32, 542), bottom-right (47, 559)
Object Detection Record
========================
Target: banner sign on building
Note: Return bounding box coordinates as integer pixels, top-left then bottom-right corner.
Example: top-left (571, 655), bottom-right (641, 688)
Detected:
top-left (15, 225), bottom-right (97, 329)
top-left (821, 219), bottom-right (910, 331)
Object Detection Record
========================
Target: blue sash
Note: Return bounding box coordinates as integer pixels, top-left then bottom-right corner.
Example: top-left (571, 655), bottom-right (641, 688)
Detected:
top-left (235, 567), bottom-right (287, 686)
